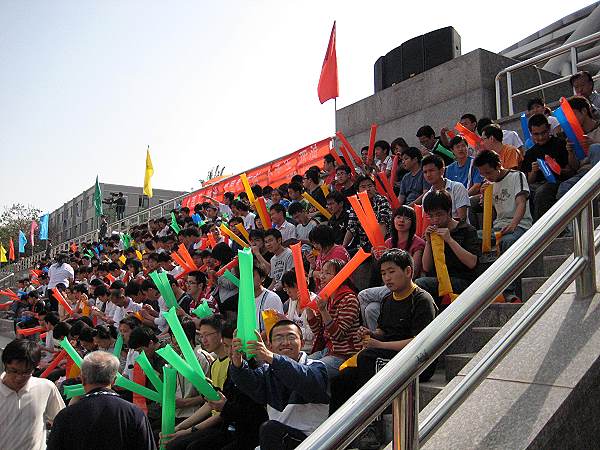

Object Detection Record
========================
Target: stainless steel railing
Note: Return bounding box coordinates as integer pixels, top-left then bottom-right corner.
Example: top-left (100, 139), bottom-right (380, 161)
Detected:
top-left (298, 162), bottom-right (600, 450)
top-left (0, 272), bottom-right (15, 289)
top-left (495, 30), bottom-right (600, 119)
top-left (4, 192), bottom-right (190, 273)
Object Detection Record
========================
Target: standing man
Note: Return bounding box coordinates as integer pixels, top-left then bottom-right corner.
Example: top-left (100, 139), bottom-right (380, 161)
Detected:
top-left (0, 339), bottom-right (65, 450)
top-left (115, 193), bottom-right (126, 220)
top-left (47, 351), bottom-right (156, 450)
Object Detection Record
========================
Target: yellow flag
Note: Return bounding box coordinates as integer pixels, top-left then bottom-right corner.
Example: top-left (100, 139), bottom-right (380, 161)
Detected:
top-left (143, 147), bottom-right (154, 198)
top-left (0, 243), bottom-right (6, 263)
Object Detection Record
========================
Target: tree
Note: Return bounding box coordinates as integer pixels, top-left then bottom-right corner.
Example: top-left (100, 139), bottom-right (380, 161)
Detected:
top-left (0, 203), bottom-right (43, 257)
top-left (199, 165), bottom-right (226, 186)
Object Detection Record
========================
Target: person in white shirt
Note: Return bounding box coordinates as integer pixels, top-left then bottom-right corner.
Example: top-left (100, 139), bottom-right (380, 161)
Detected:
top-left (253, 265), bottom-right (284, 333)
top-left (0, 339), bottom-right (65, 450)
top-left (47, 253), bottom-right (74, 289)
top-left (232, 200), bottom-right (257, 230)
top-left (109, 290), bottom-right (142, 325)
top-left (269, 203), bottom-right (297, 242)
top-left (264, 229), bottom-right (295, 293)
top-left (527, 97), bottom-right (560, 134)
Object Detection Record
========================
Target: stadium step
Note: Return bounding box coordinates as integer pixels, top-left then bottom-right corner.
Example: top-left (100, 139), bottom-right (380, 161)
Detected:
top-left (444, 326), bottom-right (501, 355)
top-left (471, 303), bottom-right (522, 327)
top-left (521, 276), bottom-right (548, 300)
top-left (444, 353), bottom-right (475, 381)
top-left (420, 368), bottom-right (447, 410)
top-left (543, 254), bottom-right (570, 276)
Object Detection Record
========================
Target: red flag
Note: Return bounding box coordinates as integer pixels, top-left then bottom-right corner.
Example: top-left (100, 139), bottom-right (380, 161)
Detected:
top-left (317, 21), bottom-right (339, 104)
top-left (8, 238), bottom-right (15, 261)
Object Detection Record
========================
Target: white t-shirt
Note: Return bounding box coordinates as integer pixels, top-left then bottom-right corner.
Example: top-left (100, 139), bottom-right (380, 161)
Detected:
top-left (269, 248), bottom-right (295, 290)
top-left (274, 221), bottom-right (297, 242)
top-left (295, 221), bottom-right (317, 251)
top-left (112, 298), bottom-right (142, 324)
top-left (502, 129), bottom-right (524, 148)
top-left (492, 170), bottom-right (533, 231)
top-left (255, 289), bottom-right (284, 332)
top-left (123, 349), bottom-right (140, 379)
top-left (243, 212), bottom-right (257, 230)
top-left (0, 374), bottom-right (65, 450)
top-left (47, 263), bottom-right (74, 289)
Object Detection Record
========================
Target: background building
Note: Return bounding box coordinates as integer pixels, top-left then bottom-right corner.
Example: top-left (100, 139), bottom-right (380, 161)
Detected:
top-left (48, 183), bottom-right (185, 243)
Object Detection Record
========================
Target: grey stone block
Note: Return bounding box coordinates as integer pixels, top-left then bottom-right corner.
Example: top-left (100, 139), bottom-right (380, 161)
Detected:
top-left (472, 303), bottom-right (523, 327)
top-left (543, 254), bottom-right (569, 276)
top-left (444, 353), bottom-right (475, 382)
top-left (419, 369), bottom-right (447, 411)
top-left (521, 276), bottom-right (548, 301)
top-left (445, 326), bottom-right (501, 355)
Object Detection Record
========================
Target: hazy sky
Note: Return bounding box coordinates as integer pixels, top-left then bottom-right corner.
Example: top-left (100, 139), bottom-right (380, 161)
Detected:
top-left (0, 1), bottom-right (594, 213)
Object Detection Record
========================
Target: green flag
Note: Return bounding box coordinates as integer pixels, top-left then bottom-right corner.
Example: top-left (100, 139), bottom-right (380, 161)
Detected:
top-left (94, 176), bottom-right (103, 217)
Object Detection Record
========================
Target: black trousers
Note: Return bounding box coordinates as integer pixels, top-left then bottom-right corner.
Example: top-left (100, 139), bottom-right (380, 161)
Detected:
top-left (259, 420), bottom-right (308, 450)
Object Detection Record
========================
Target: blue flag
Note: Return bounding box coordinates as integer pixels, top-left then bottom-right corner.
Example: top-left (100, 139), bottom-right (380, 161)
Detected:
top-left (18, 230), bottom-right (27, 253)
top-left (39, 214), bottom-right (49, 240)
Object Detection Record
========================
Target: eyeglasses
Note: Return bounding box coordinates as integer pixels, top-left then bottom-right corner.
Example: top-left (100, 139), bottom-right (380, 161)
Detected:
top-left (198, 331), bottom-right (218, 340)
top-left (271, 334), bottom-right (300, 344)
top-left (5, 367), bottom-right (34, 376)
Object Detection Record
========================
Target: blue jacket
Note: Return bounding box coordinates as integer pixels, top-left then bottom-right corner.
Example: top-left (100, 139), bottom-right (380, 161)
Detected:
top-left (230, 352), bottom-right (329, 435)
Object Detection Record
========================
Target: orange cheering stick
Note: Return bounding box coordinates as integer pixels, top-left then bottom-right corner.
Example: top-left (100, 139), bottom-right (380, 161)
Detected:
top-left (52, 288), bottom-right (74, 315)
top-left (319, 248), bottom-right (371, 299)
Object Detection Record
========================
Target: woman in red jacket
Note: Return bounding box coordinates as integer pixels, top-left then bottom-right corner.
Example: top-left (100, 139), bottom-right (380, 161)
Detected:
top-left (306, 259), bottom-right (362, 379)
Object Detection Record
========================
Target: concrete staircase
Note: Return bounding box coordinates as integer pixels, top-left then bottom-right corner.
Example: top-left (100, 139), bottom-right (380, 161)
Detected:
top-left (418, 235), bottom-right (577, 411)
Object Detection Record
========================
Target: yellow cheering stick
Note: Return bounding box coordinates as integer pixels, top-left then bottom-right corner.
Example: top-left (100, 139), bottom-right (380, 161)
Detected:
top-left (219, 223), bottom-right (249, 248)
top-left (482, 185), bottom-right (493, 253)
top-left (235, 223), bottom-right (250, 242)
top-left (302, 192), bottom-right (332, 220)
top-left (240, 173), bottom-right (256, 204)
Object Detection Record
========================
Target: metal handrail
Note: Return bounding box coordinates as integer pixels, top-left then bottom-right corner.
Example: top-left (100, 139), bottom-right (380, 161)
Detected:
top-left (298, 163), bottom-right (600, 450)
top-left (495, 30), bottom-right (600, 118)
top-left (4, 191), bottom-right (190, 273)
top-left (0, 272), bottom-right (15, 288)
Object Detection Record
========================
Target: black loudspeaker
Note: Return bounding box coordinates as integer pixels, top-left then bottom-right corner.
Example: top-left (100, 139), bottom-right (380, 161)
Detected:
top-left (383, 45), bottom-right (403, 88)
top-left (374, 27), bottom-right (461, 92)
top-left (400, 35), bottom-right (424, 81)
top-left (374, 56), bottom-right (385, 93)
top-left (423, 27), bottom-right (461, 70)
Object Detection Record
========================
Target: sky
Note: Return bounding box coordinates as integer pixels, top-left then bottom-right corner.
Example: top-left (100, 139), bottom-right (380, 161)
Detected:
top-left (0, 0), bottom-right (596, 214)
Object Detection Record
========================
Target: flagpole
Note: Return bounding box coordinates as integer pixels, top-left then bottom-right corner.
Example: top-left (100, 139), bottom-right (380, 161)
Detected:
top-left (334, 98), bottom-right (337, 135)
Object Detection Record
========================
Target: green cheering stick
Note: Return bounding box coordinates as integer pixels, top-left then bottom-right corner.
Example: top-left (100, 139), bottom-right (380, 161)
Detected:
top-left (192, 301), bottom-right (213, 319)
top-left (135, 351), bottom-right (164, 393)
top-left (236, 247), bottom-right (258, 358)
top-left (112, 334), bottom-right (123, 357)
top-left (149, 270), bottom-right (178, 309)
top-left (160, 366), bottom-right (177, 450)
top-left (223, 270), bottom-right (240, 287)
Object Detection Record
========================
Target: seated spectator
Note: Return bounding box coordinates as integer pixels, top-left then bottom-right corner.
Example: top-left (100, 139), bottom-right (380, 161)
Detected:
top-left (325, 191), bottom-right (353, 246)
top-left (199, 316), bottom-right (232, 391)
top-left (386, 206), bottom-right (425, 277)
top-left (330, 249), bottom-right (437, 418)
top-left (271, 186), bottom-right (291, 209)
top-left (230, 319), bottom-right (329, 449)
top-left (474, 150), bottom-right (533, 302)
top-left (373, 140), bottom-right (393, 176)
top-left (527, 97), bottom-right (560, 133)
top-left (289, 201), bottom-right (318, 251)
top-left (269, 203), bottom-right (297, 242)
top-left (252, 263), bottom-right (284, 334)
top-left (323, 154), bottom-right (337, 185)
top-left (287, 182), bottom-right (305, 205)
top-left (307, 259), bottom-right (362, 378)
top-left (477, 117), bottom-right (524, 151)
top-left (307, 225), bottom-right (350, 292)
top-left (422, 154), bottom-right (470, 222)
top-left (446, 136), bottom-right (484, 195)
top-left (481, 123), bottom-right (523, 170)
top-left (303, 167), bottom-right (326, 206)
top-left (264, 229), bottom-right (294, 294)
top-left (416, 125), bottom-right (455, 166)
top-left (399, 146), bottom-right (430, 206)
top-left (417, 190), bottom-right (480, 307)
top-left (207, 243), bottom-right (239, 318)
top-left (557, 96), bottom-right (600, 199)
top-left (281, 269), bottom-right (314, 348)
top-left (570, 71), bottom-right (600, 118)
top-left (523, 114), bottom-right (577, 221)
top-left (332, 165), bottom-right (357, 198)
top-left (232, 200), bottom-right (256, 231)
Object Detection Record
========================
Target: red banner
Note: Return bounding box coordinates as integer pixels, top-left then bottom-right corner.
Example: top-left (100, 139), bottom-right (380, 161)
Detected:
top-left (182, 138), bottom-right (332, 208)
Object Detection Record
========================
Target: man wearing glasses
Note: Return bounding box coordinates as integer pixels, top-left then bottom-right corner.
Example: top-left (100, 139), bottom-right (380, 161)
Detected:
top-left (0, 339), bottom-right (65, 450)
top-left (230, 319), bottom-right (329, 450)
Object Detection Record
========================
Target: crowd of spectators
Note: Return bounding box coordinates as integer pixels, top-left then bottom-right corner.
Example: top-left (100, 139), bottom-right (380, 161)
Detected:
top-left (1, 73), bottom-right (600, 449)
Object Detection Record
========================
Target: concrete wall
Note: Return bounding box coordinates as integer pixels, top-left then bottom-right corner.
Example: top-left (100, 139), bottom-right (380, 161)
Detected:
top-left (336, 48), bottom-right (570, 151)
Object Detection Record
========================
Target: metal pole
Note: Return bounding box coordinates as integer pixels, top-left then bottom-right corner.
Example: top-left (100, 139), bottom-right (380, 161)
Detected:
top-left (570, 47), bottom-right (578, 75)
top-left (573, 202), bottom-right (597, 298)
top-left (393, 378), bottom-right (419, 450)
top-left (506, 72), bottom-right (514, 116)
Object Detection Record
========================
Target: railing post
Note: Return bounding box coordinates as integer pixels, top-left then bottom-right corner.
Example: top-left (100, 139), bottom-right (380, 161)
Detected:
top-left (506, 72), bottom-right (514, 116)
top-left (392, 378), bottom-right (419, 450)
top-left (573, 202), bottom-right (597, 298)
top-left (570, 47), bottom-right (578, 75)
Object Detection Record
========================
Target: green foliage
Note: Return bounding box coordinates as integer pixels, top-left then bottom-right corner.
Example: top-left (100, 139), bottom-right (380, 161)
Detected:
top-left (0, 204), bottom-right (42, 252)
